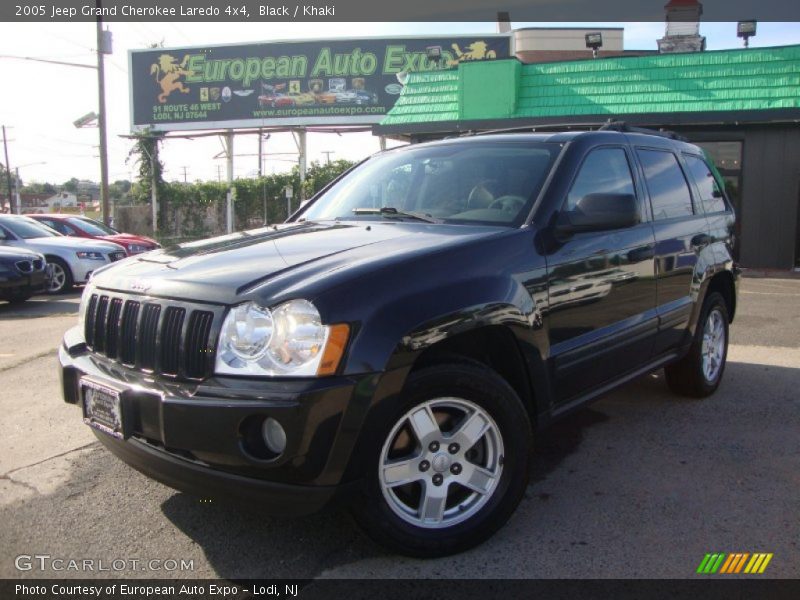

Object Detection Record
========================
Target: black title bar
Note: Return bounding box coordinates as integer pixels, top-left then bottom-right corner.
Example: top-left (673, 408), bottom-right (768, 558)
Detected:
top-left (4, 0), bottom-right (800, 22)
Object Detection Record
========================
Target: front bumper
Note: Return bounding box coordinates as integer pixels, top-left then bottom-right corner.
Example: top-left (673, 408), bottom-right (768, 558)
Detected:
top-left (59, 327), bottom-right (385, 515)
top-left (70, 254), bottom-right (126, 283)
top-left (0, 269), bottom-right (48, 296)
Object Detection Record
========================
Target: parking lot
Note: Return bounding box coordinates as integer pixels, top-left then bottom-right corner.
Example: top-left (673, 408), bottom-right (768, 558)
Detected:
top-left (1, 278), bottom-right (798, 579)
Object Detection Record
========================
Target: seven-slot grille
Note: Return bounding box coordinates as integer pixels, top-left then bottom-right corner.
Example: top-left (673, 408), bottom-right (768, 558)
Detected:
top-left (84, 292), bottom-right (216, 380)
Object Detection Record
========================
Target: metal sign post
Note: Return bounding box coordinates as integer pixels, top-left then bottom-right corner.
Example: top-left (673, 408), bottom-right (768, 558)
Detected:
top-left (224, 130), bottom-right (234, 233)
top-left (284, 184), bottom-right (293, 220)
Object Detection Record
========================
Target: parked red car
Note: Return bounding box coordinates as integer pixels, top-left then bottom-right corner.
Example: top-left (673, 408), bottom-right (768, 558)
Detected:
top-left (29, 215), bottom-right (160, 256)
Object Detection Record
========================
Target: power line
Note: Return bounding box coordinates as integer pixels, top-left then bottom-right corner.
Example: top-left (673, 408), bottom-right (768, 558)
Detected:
top-left (0, 54), bottom-right (96, 69)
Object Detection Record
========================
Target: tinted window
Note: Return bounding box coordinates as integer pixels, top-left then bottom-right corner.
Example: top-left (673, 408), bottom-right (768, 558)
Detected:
top-left (567, 148), bottom-right (635, 210)
top-left (684, 155), bottom-right (727, 214)
top-left (637, 149), bottom-right (694, 220)
top-left (40, 219), bottom-right (71, 235)
top-left (70, 217), bottom-right (117, 235)
top-left (0, 217), bottom-right (59, 238)
top-left (300, 142), bottom-right (561, 226)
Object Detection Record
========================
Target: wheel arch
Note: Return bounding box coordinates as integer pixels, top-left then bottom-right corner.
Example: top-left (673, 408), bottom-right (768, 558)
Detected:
top-left (704, 269), bottom-right (737, 322)
top-left (408, 325), bottom-right (541, 425)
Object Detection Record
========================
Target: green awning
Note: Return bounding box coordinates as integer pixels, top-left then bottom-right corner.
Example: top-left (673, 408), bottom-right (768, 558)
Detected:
top-left (380, 45), bottom-right (800, 128)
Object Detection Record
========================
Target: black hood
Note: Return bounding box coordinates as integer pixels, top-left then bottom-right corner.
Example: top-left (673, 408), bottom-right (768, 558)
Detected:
top-left (92, 221), bottom-right (506, 305)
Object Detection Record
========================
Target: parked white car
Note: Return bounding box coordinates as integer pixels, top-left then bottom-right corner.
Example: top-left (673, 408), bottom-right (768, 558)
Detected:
top-left (0, 215), bottom-right (127, 293)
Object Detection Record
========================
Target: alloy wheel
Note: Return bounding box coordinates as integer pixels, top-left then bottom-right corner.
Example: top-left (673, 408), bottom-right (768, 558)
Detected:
top-left (379, 397), bottom-right (504, 529)
top-left (47, 262), bottom-right (66, 293)
top-left (701, 307), bottom-right (726, 382)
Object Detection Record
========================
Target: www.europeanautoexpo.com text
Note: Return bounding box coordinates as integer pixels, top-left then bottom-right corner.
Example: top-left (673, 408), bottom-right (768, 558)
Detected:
top-left (17, 3), bottom-right (336, 19)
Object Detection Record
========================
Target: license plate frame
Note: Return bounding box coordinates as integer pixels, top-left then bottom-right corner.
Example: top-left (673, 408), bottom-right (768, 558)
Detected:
top-left (81, 378), bottom-right (124, 439)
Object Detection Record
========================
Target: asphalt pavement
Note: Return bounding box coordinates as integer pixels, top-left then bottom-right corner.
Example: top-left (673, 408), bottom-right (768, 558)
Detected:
top-left (1, 280), bottom-right (798, 579)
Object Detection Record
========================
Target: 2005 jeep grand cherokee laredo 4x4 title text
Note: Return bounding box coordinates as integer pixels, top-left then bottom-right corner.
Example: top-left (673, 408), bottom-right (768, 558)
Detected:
top-left (60, 127), bottom-right (738, 557)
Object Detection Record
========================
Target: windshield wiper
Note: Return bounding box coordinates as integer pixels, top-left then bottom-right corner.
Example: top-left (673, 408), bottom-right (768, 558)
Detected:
top-left (352, 207), bottom-right (438, 223)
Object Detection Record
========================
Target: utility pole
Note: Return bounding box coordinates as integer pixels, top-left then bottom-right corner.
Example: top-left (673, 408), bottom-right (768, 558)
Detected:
top-left (150, 142), bottom-right (158, 235)
top-left (2, 126), bottom-right (12, 214)
top-left (95, 1), bottom-right (111, 226)
top-left (257, 128), bottom-right (263, 176)
top-left (321, 150), bottom-right (334, 164)
top-left (180, 166), bottom-right (188, 183)
top-left (14, 168), bottom-right (20, 214)
top-left (216, 165), bottom-right (222, 182)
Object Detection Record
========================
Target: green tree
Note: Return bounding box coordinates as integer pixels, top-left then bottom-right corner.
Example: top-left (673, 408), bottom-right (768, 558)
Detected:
top-left (127, 130), bottom-right (166, 226)
top-left (21, 181), bottom-right (56, 195)
top-left (109, 179), bottom-right (132, 201)
top-left (62, 177), bottom-right (79, 193)
top-left (301, 159), bottom-right (356, 199)
top-left (0, 163), bottom-right (22, 193)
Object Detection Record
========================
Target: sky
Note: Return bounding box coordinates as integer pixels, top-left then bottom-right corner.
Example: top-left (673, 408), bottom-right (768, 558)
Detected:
top-left (0, 20), bottom-right (799, 187)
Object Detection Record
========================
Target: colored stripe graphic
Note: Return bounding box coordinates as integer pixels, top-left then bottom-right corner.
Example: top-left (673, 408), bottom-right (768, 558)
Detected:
top-left (700, 552), bottom-right (774, 574)
top-left (697, 554), bottom-right (713, 574)
top-left (719, 554), bottom-right (736, 574)
top-left (758, 554), bottom-right (773, 573)
top-left (700, 553), bottom-right (726, 574)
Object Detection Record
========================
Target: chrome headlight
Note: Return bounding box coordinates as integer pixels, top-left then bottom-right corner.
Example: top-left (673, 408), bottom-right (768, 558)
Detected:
top-left (76, 251), bottom-right (105, 260)
top-left (127, 244), bottom-right (148, 254)
top-left (215, 299), bottom-right (348, 377)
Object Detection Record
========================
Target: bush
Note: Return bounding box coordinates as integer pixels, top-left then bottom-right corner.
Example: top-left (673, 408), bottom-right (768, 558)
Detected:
top-left (133, 160), bottom-right (355, 241)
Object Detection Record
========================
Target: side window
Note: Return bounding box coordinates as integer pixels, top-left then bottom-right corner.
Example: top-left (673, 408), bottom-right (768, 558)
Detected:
top-left (684, 154), bottom-right (727, 214)
top-left (567, 148), bottom-right (635, 210)
top-left (42, 219), bottom-right (69, 235)
top-left (637, 149), bottom-right (694, 220)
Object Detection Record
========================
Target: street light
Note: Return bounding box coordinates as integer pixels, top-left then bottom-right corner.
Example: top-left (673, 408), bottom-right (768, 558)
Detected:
top-left (737, 20), bottom-right (757, 48)
top-left (13, 162), bottom-right (47, 214)
top-left (426, 45), bottom-right (443, 69)
top-left (585, 32), bottom-right (603, 59)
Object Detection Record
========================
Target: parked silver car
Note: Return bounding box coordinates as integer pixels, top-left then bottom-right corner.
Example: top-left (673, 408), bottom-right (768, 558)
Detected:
top-left (0, 215), bottom-right (127, 293)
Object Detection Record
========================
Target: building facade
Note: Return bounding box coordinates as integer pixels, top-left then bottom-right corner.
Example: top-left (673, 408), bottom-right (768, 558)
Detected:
top-left (375, 45), bottom-right (800, 270)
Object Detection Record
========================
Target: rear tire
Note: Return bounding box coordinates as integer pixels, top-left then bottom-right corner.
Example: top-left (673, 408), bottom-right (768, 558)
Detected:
top-left (351, 362), bottom-right (532, 557)
top-left (665, 291), bottom-right (729, 398)
top-left (5, 292), bottom-right (33, 304)
top-left (46, 257), bottom-right (73, 294)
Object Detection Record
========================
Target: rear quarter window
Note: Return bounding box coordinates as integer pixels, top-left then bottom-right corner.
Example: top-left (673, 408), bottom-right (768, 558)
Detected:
top-left (637, 149), bottom-right (694, 220)
top-left (683, 154), bottom-right (728, 214)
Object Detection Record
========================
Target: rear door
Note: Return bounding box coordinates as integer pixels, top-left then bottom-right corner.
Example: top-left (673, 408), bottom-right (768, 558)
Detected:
top-left (633, 143), bottom-right (711, 355)
top-left (545, 143), bottom-right (658, 403)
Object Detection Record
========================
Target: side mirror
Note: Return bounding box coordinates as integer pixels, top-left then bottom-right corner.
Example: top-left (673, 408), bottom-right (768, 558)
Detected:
top-left (557, 193), bottom-right (639, 234)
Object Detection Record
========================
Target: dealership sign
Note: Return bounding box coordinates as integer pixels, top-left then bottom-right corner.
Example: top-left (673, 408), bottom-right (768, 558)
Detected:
top-left (129, 36), bottom-right (510, 132)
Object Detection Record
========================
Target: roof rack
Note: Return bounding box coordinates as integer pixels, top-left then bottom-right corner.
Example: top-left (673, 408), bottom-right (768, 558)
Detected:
top-left (466, 119), bottom-right (688, 141)
top-left (598, 119), bottom-right (688, 141)
top-left (471, 121), bottom-right (610, 136)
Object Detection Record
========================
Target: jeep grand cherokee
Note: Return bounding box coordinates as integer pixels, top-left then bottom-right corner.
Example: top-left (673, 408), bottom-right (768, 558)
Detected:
top-left (59, 128), bottom-right (738, 557)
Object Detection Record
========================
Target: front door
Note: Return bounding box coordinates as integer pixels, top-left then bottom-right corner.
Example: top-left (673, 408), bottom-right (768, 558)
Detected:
top-left (545, 145), bottom-right (658, 403)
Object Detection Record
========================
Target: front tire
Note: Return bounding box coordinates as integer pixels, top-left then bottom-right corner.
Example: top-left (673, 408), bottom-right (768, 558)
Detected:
top-left (352, 362), bottom-right (532, 557)
top-left (665, 291), bottom-right (729, 397)
top-left (46, 257), bottom-right (73, 294)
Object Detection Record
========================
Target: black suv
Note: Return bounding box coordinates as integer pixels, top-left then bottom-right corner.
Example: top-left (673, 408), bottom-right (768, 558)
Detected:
top-left (59, 129), bottom-right (738, 557)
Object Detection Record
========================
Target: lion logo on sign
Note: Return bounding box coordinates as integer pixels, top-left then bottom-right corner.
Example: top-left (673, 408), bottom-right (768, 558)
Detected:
top-left (447, 41), bottom-right (497, 66)
top-left (149, 54), bottom-right (193, 103)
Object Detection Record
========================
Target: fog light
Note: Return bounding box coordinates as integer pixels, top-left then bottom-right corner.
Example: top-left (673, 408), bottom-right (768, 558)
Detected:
top-left (261, 418), bottom-right (287, 455)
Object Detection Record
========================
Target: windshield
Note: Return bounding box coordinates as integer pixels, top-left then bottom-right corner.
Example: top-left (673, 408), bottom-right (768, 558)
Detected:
top-left (1, 217), bottom-right (60, 239)
top-left (299, 141), bottom-right (562, 226)
top-left (69, 217), bottom-right (117, 236)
